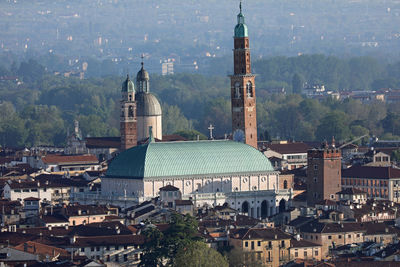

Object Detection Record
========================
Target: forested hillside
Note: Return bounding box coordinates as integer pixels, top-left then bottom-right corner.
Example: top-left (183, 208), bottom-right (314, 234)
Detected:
top-left (0, 55), bottom-right (400, 147)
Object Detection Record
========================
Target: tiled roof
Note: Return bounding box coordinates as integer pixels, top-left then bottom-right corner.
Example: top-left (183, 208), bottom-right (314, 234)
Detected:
top-left (261, 142), bottom-right (311, 154)
top-left (85, 137), bottom-right (120, 149)
top-left (41, 155), bottom-right (98, 165)
top-left (291, 238), bottom-right (322, 248)
top-left (175, 200), bottom-right (193, 206)
top-left (230, 228), bottom-right (292, 240)
top-left (15, 241), bottom-right (70, 258)
top-left (63, 204), bottom-right (110, 217)
top-left (71, 235), bottom-right (145, 247)
top-left (106, 140), bottom-right (274, 179)
top-left (159, 185), bottom-right (179, 191)
top-left (342, 166), bottom-right (400, 179)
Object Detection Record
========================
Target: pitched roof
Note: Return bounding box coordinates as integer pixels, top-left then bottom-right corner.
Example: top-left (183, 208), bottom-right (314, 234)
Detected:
top-left (159, 185), bottom-right (179, 191)
top-left (106, 140), bottom-right (274, 179)
top-left (262, 142), bottom-right (311, 154)
top-left (230, 228), bottom-right (292, 240)
top-left (14, 241), bottom-right (70, 258)
top-left (71, 235), bottom-right (145, 247)
top-left (85, 137), bottom-right (120, 149)
top-left (41, 155), bottom-right (98, 165)
top-left (342, 165), bottom-right (400, 179)
top-left (291, 238), bottom-right (322, 248)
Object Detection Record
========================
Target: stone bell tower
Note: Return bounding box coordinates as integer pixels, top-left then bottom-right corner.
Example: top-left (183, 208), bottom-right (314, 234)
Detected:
top-left (120, 75), bottom-right (137, 150)
top-left (230, 2), bottom-right (257, 149)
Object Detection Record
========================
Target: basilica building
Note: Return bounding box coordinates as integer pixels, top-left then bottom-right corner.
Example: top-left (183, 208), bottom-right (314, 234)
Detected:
top-left (101, 4), bottom-right (292, 218)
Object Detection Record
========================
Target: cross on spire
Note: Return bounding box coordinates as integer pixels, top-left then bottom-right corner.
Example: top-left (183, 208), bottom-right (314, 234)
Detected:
top-left (239, 1), bottom-right (242, 13)
top-left (141, 54), bottom-right (144, 68)
top-left (208, 124), bottom-right (215, 140)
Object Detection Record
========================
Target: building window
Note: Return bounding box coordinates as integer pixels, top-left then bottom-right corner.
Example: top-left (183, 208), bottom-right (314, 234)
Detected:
top-left (246, 81), bottom-right (253, 97)
top-left (328, 236), bottom-right (332, 240)
top-left (115, 255), bottom-right (119, 262)
top-left (258, 241), bottom-right (261, 246)
top-left (314, 165), bottom-right (318, 170)
top-left (283, 180), bottom-right (288, 189)
top-left (81, 248), bottom-right (84, 252)
top-left (338, 235), bottom-right (342, 239)
top-left (304, 251), bottom-right (307, 257)
top-left (234, 82), bottom-right (240, 98)
top-left (315, 250), bottom-right (318, 256)
top-left (124, 254), bottom-right (128, 262)
top-left (245, 241), bottom-right (248, 247)
top-left (295, 251), bottom-right (298, 257)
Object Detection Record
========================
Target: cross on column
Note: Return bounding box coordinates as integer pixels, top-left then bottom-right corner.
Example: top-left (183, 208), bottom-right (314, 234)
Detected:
top-left (208, 124), bottom-right (215, 140)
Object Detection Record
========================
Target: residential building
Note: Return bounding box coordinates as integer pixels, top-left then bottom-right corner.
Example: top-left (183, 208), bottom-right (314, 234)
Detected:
top-left (229, 227), bottom-right (292, 267)
top-left (341, 165), bottom-right (400, 202)
top-left (261, 141), bottom-right (310, 170)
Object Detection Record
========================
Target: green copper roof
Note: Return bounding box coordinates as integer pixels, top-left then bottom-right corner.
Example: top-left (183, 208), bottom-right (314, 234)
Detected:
top-left (234, 3), bottom-right (248, 38)
top-left (106, 140), bottom-right (274, 179)
top-left (121, 75), bottom-right (135, 93)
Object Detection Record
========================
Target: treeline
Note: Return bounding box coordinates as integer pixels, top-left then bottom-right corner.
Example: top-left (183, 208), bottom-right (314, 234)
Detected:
top-left (0, 55), bottom-right (399, 147)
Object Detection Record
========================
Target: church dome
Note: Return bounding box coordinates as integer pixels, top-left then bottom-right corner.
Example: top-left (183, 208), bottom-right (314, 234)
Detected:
top-left (135, 91), bottom-right (162, 116)
top-left (106, 140), bottom-right (274, 179)
top-left (121, 75), bottom-right (135, 92)
top-left (136, 65), bottom-right (149, 82)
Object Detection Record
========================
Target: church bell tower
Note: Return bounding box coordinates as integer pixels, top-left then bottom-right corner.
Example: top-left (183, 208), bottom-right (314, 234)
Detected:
top-left (230, 2), bottom-right (257, 149)
top-left (120, 75), bottom-right (137, 150)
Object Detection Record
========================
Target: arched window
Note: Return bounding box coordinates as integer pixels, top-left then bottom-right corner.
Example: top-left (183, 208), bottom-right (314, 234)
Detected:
top-left (128, 106), bottom-right (134, 117)
top-left (129, 95), bottom-right (132, 101)
top-left (234, 82), bottom-right (240, 98)
top-left (246, 81), bottom-right (253, 97)
top-left (283, 180), bottom-right (288, 189)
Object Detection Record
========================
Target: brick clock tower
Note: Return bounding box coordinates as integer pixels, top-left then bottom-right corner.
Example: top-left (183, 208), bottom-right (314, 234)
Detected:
top-left (120, 75), bottom-right (137, 151)
top-left (230, 2), bottom-right (257, 149)
top-left (306, 141), bottom-right (342, 206)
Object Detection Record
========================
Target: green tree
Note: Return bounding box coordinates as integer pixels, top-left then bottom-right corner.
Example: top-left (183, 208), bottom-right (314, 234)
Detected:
top-left (316, 111), bottom-right (350, 142)
top-left (174, 241), bottom-right (228, 267)
top-left (162, 104), bottom-right (193, 135)
top-left (139, 214), bottom-right (201, 267)
top-left (292, 73), bottom-right (304, 94)
top-left (174, 130), bottom-right (207, 140)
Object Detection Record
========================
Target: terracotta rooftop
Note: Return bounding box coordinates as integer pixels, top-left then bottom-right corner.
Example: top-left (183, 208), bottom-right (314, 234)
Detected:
top-left (41, 155), bottom-right (98, 165)
top-left (261, 142), bottom-right (311, 154)
top-left (71, 234), bottom-right (145, 247)
top-left (15, 241), bottom-right (70, 259)
top-left (342, 166), bottom-right (400, 179)
top-left (230, 227), bottom-right (292, 240)
top-left (291, 238), bottom-right (322, 248)
top-left (85, 137), bottom-right (120, 149)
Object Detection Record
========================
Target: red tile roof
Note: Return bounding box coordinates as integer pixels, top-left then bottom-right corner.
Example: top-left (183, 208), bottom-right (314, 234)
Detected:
top-left (85, 137), bottom-right (120, 149)
top-left (261, 142), bottom-right (311, 154)
top-left (41, 155), bottom-right (98, 165)
top-left (15, 241), bottom-right (70, 258)
top-left (71, 235), bottom-right (145, 247)
top-left (342, 166), bottom-right (400, 179)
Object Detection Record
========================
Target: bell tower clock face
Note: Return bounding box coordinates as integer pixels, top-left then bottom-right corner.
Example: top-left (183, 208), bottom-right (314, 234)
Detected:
top-left (233, 129), bottom-right (245, 143)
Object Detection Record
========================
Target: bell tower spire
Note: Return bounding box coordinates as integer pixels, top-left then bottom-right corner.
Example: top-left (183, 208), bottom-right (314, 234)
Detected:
top-left (120, 74), bottom-right (137, 150)
top-left (230, 2), bottom-right (257, 149)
